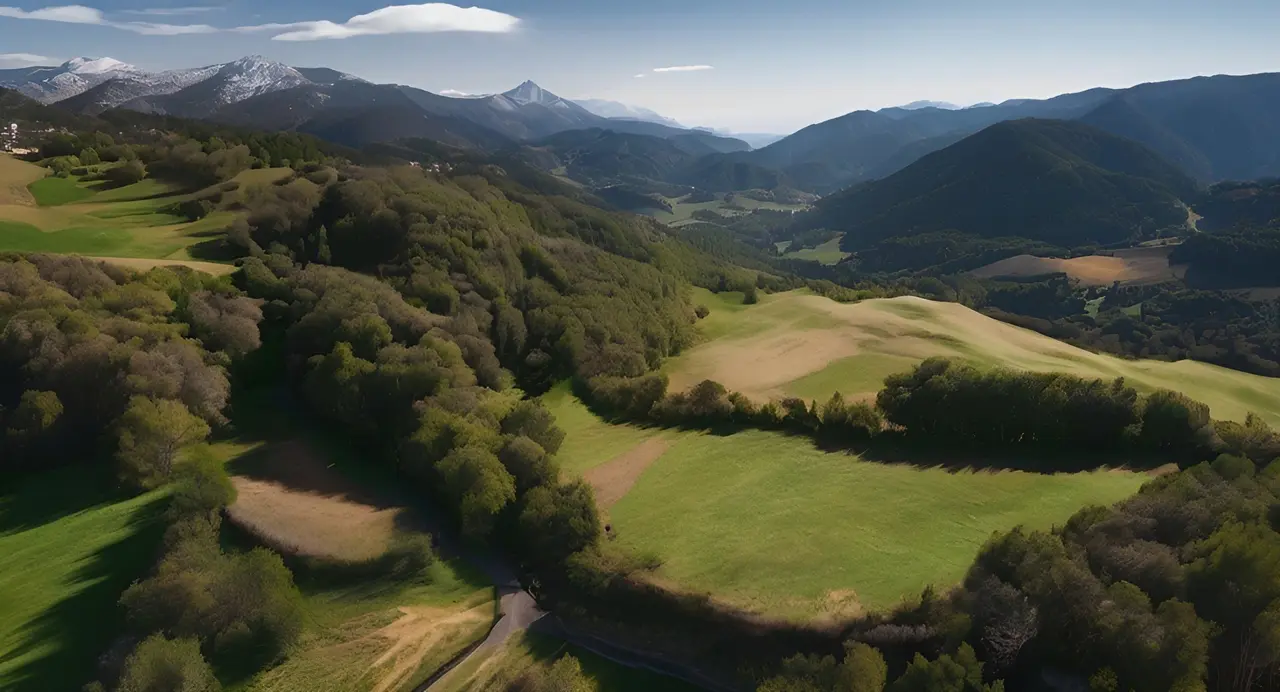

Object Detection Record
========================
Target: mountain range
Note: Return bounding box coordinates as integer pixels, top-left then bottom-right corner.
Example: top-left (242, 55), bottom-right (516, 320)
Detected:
top-left (807, 118), bottom-right (1197, 250)
top-left (8, 55), bottom-right (1280, 205)
top-left (0, 56), bottom-right (750, 157)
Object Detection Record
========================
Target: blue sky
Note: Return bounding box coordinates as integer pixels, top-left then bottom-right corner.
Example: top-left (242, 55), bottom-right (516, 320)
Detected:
top-left (2, 0), bottom-right (1280, 132)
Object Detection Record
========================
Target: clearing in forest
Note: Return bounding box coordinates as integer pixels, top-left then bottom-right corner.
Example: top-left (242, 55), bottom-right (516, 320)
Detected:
top-left (668, 289), bottom-right (1280, 427)
top-left (226, 439), bottom-right (403, 561)
top-left (545, 389), bottom-right (1146, 621)
top-left (969, 246), bottom-right (1183, 285)
top-left (0, 155), bottom-right (292, 263)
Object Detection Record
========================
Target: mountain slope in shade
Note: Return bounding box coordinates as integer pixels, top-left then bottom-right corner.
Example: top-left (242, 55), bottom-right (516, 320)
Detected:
top-left (1079, 72), bottom-right (1280, 182)
top-left (808, 119), bottom-right (1196, 250)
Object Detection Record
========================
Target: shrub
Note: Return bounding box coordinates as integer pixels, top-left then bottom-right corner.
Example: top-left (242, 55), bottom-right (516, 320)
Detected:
top-left (117, 635), bottom-right (219, 692)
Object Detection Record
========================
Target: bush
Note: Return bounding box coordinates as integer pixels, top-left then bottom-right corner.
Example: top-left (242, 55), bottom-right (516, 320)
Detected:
top-left (117, 635), bottom-right (219, 692)
top-left (107, 160), bottom-right (147, 186)
top-left (176, 199), bottom-right (215, 222)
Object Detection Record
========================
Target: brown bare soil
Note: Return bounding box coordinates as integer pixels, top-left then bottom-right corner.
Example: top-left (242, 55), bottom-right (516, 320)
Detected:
top-left (584, 438), bottom-right (672, 509)
top-left (971, 247), bottom-right (1183, 286)
top-left (227, 440), bottom-right (400, 561)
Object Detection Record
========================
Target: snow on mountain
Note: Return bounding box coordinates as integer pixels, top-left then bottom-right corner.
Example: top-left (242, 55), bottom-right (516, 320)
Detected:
top-left (63, 57), bottom-right (135, 75)
top-left (571, 98), bottom-right (683, 128)
top-left (0, 57), bottom-right (142, 103)
top-left (207, 56), bottom-right (310, 106)
top-left (896, 100), bottom-right (961, 110)
top-left (503, 80), bottom-right (557, 106)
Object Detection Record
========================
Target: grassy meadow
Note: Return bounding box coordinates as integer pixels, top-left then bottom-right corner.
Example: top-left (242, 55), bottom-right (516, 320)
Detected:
top-left (544, 388), bottom-right (1146, 620)
top-left (645, 193), bottom-right (808, 226)
top-left (672, 288), bottom-right (1280, 427)
top-left (0, 154), bottom-right (293, 268)
top-left (0, 467), bottom-right (167, 692)
top-left (541, 287), bottom-right (1280, 621)
top-left (782, 234), bottom-right (850, 265)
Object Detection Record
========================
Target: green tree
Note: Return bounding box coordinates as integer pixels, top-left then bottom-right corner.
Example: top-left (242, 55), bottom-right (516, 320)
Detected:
top-left (116, 397), bottom-right (211, 489)
top-left (79, 147), bottom-right (100, 166)
top-left (436, 445), bottom-right (516, 538)
top-left (168, 445), bottom-right (237, 519)
top-left (117, 635), bottom-right (219, 692)
top-left (838, 642), bottom-right (888, 692)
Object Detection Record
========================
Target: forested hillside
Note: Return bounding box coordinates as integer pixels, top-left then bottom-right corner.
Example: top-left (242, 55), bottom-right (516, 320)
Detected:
top-left (806, 119), bottom-right (1196, 251)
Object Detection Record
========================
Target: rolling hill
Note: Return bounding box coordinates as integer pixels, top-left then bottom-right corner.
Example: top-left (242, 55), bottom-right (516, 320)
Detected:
top-left (806, 119), bottom-right (1196, 249)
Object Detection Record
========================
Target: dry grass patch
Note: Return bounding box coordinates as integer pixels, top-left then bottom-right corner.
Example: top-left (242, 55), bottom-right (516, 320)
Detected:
top-left (227, 440), bottom-right (401, 561)
top-left (0, 154), bottom-right (44, 206)
top-left (90, 256), bottom-right (238, 276)
top-left (970, 247), bottom-right (1183, 286)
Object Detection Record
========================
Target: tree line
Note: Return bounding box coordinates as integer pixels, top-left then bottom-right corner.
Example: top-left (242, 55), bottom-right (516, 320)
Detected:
top-left (585, 356), bottom-right (1240, 468)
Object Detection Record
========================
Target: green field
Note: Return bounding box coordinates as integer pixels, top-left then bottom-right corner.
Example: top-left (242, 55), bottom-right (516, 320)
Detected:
top-left (545, 389), bottom-right (1146, 620)
top-left (782, 235), bottom-right (850, 265)
top-left (670, 289), bottom-right (1280, 427)
top-left (28, 176), bottom-right (96, 206)
top-left (0, 467), bottom-right (167, 692)
top-left (0, 155), bottom-right (291, 264)
top-left (544, 287), bottom-right (1280, 620)
top-left (645, 193), bottom-right (808, 226)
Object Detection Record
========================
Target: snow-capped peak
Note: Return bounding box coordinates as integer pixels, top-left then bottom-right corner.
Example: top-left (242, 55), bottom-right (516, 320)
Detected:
top-left (503, 80), bottom-right (557, 106)
top-left (63, 57), bottom-right (138, 75)
top-left (210, 56), bottom-right (309, 105)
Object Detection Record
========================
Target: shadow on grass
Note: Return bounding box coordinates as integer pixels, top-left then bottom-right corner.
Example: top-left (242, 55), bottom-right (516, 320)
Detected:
top-left (0, 494), bottom-right (166, 692)
top-left (0, 464), bottom-right (125, 536)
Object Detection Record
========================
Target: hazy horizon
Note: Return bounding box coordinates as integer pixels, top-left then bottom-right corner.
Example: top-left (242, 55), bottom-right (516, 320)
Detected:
top-left (3, 0), bottom-right (1279, 132)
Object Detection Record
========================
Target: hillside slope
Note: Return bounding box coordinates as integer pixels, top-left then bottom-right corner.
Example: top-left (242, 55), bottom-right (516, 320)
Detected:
top-left (666, 290), bottom-right (1280, 427)
top-left (807, 119), bottom-right (1196, 249)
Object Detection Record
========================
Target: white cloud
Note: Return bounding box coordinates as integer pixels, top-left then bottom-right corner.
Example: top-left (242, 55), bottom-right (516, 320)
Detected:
top-left (239, 4), bottom-right (520, 41)
top-left (0, 4), bottom-right (104, 23)
top-left (120, 6), bottom-right (222, 15)
top-left (0, 3), bottom-right (517, 40)
top-left (440, 89), bottom-right (471, 96)
top-left (0, 53), bottom-right (54, 67)
top-left (633, 73), bottom-right (646, 79)
top-left (652, 65), bottom-right (714, 73)
top-left (122, 20), bottom-right (216, 34)
top-left (0, 4), bottom-right (215, 33)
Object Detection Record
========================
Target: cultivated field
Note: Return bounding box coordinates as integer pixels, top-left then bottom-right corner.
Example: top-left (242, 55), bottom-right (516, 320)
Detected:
top-left (0, 154), bottom-right (289, 264)
top-left (669, 289), bottom-right (1280, 426)
top-left (544, 388), bottom-right (1146, 620)
top-left (970, 246), bottom-right (1184, 285)
top-left (782, 234), bottom-right (849, 265)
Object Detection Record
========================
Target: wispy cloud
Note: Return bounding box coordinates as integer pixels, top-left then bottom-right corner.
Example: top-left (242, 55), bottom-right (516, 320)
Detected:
top-left (633, 73), bottom-right (647, 79)
top-left (120, 5), bottom-right (223, 16)
top-left (652, 65), bottom-right (714, 73)
top-left (0, 3), bottom-right (519, 39)
top-left (0, 4), bottom-right (216, 33)
top-left (0, 52), bottom-right (54, 67)
top-left (239, 4), bottom-right (520, 41)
